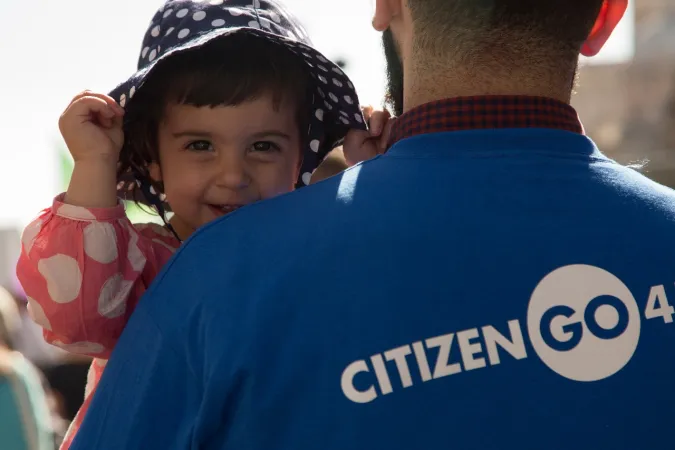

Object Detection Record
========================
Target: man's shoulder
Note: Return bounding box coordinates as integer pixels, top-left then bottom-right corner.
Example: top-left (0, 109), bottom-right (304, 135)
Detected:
top-left (193, 165), bottom-right (367, 245)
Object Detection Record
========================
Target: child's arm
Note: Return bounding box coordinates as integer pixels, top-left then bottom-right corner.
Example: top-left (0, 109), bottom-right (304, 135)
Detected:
top-left (16, 195), bottom-right (178, 359)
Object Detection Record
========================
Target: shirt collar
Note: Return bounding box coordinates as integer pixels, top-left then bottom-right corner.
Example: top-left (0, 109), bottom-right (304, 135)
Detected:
top-left (388, 96), bottom-right (584, 148)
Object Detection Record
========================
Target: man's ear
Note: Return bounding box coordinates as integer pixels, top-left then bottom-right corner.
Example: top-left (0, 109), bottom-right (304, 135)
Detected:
top-left (581, 0), bottom-right (628, 57)
top-left (372, 0), bottom-right (402, 32)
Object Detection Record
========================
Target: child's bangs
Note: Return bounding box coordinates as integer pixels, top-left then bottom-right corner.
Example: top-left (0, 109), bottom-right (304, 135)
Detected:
top-left (160, 34), bottom-right (311, 111)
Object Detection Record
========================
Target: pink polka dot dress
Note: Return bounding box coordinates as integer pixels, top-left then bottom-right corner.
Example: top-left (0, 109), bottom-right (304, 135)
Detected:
top-left (16, 194), bottom-right (180, 449)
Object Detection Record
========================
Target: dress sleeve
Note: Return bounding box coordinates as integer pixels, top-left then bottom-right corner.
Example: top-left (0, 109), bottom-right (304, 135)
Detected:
top-left (15, 194), bottom-right (180, 360)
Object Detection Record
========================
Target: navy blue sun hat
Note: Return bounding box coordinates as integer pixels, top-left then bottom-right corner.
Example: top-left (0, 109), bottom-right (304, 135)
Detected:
top-left (111, 0), bottom-right (367, 214)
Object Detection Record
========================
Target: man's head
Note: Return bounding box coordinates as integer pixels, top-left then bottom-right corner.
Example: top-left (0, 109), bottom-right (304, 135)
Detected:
top-left (374, 0), bottom-right (628, 113)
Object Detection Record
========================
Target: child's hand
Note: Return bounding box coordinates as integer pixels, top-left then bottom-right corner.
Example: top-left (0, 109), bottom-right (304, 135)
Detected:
top-left (342, 106), bottom-right (395, 167)
top-left (59, 91), bottom-right (125, 164)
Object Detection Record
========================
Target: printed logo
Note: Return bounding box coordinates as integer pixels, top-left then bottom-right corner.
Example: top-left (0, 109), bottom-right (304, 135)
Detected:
top-left (526, 264), bottom-right (641, 382)
top-left (341, 264), bottom-right (675, 403)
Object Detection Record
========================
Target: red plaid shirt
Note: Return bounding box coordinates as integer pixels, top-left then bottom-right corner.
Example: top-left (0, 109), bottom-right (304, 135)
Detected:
top-left (388, 96), bottom-right (584, 148)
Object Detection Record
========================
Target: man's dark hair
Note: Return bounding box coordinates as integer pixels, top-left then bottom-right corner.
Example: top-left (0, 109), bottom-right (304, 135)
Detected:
top-left (408, 0), bottom-right (605, 64)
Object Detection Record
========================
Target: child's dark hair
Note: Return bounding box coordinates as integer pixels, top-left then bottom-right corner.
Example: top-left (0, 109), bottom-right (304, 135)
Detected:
top-left (118, 33), bottom-right (313, 208)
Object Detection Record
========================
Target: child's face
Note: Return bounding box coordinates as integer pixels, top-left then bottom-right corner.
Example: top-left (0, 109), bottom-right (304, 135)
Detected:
top-left (150, 93), bottom-right (302, 237)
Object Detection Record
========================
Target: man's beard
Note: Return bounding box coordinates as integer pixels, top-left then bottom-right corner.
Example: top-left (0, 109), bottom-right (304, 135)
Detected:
top-left (382, 28), bottom-right (404, 116)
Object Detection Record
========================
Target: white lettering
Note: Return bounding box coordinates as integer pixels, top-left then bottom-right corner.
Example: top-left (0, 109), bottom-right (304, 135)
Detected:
top-left (370, 354), bottom-right (393, 395)
top-left (384, 345), bottom-right (413, 388)
top-left (644, 284), bottom-right (675, 323)
top-left (426, 333), bottom-right (461, 379)
top-left (412, 341), bottom-right (433, 382)
top-left (341, 360), bottom-right (377, 404)
top-left (482, 320), bottom-right (528, 365)
top-left (456, 328), bottom-right (486, 371)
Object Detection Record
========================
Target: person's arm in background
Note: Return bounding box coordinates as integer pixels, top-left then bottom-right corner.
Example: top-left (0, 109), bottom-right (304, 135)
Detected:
top-left (0, 353), bottom-right (56, 450)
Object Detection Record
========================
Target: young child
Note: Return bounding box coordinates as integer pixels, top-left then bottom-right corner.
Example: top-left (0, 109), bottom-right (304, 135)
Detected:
top-left (15, 1), bottom-right (390, 448)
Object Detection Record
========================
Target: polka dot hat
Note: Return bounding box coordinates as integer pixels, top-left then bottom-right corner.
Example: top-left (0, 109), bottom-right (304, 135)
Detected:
top-left (111, 0), bottom-right (367, 215)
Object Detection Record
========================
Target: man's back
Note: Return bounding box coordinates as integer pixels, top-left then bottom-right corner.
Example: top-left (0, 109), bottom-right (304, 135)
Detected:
top-left (72, 126), bottom-right (675, 450)
top-left (198, 128), bottom-right (675, 449)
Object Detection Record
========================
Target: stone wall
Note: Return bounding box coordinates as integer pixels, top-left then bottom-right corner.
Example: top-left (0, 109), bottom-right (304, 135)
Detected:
top-left (572, 0), bottom-right (675, 186)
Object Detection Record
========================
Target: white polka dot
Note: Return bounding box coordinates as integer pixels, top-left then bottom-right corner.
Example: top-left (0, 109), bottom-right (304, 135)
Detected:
top-left (329, 93), bottom-right (338, 103)
top-left (318, 75), bottom-right (327, 84)
top-left (151, 25), bottom-right (161, 37)
top-left (119, 94), bottom-right (126, 108)
top-left (163, 8), bottom-right (173, 18)
top-left (129, 86), bottom-right (136, 98)
top-left (324, 101), bottom-right (333, 110)
top-left (269, 11), bottom-right (281, 22)
top-left (301, 172), bottom-right (312, 186)
top-left (86, 363), bottom-right (96, 387)
top-left (141, 46), bottom-right (149, 58)
top-left (149, 49), bottom-right (157, 61)
top-left (340, 111), bottom-right (349, 117)
top-left (193, 10), bottom-right (207, 21)
top-left (178, 28), bottom-right (190, 39)
top-left (317, 55), bottom-right (328, 63)
top-left (209, 0), bottom-right (224, 4)
top-left (310, 140), bottom-right (320, 152)
top-left (157, 45), bottom-right (161, 54)
top-left (212, 18), bottom-right (225, 27)
top-left (176, 8), bottom-right (189, 18)
top-left (315, 109), bottom-right (324, 121)
top-left (317, 65), bottom-right (327, 72)
top-left (52, 341), bottom-right (105, 356)
top-left (340, 117), bottom-right (350, 125)
top-left (229, 7), bottom-right (244, 16)
top-left (302, 53), bottom-right (312, 60)
top-left (344, 95), bottom-right (354, 105)
top-left (26, 297), bottom-right (51, 331)
top-left (21, 219), bottom-right (42, 254)
top-left (317, 87), bottom-right (326, 98)
top-left (56, 203), bottom-right (97, 220)
top-left (355, 113), bottom-right (363, 123)
top-left (332, 67), bottom-right (344, 75)
top-left (126, 225), bottom-right (147, 272)
top-left (83, 222), bottom-right (118, 264)
top-left (348, 81), bottom-right (354, 90)
top-left (333, 78), bottom-right (343, 88)
top-left (38, 254), bottom-right (82, 304)
top-left (248, 20), bottom-right (261, 29)
top-left (166, 27), bottom-right (175, 36)
top-left (98, 273), bottom-right (132, 318)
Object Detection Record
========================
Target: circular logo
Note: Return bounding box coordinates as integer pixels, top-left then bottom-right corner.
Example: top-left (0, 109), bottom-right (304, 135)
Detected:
top-left (527, 264), bottom-right (640, 382)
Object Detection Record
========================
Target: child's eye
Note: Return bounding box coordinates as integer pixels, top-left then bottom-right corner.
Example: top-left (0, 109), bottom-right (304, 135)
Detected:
top-left (251, 141), bottom-right (280, 152)
top-left (186, 140), bottom-right (214, 152)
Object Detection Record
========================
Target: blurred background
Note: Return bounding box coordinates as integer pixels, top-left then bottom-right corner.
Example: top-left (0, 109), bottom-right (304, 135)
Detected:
top-left (0, 0), bottom-right (671, 447)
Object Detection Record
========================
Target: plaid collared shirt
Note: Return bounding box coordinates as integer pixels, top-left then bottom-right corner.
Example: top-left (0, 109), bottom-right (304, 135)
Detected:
top-left (388, 96), bottom-right (584, 148)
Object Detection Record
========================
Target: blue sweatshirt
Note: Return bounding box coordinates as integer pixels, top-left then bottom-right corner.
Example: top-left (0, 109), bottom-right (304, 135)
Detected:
top-left (73, 128), bottom-right (675, 450)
